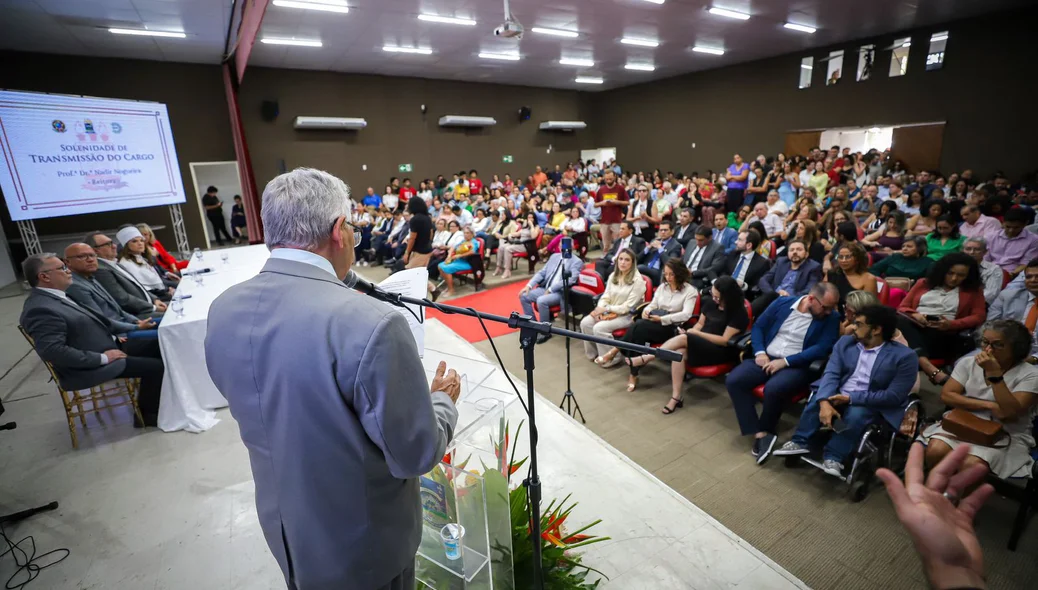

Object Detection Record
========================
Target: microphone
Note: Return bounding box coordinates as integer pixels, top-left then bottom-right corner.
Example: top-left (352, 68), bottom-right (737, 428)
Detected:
top-left (182, 267), bottom-right (213, 276)
top-left (343, 270), bottom-right (399, 304)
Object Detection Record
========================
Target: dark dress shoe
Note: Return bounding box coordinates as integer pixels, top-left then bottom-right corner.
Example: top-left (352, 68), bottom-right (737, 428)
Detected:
top-left (535, 333), bottom-right (552, 345)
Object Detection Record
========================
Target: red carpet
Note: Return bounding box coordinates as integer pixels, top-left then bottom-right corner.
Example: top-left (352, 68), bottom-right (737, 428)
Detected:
top-left (427, 280), bottom-right (527, 342)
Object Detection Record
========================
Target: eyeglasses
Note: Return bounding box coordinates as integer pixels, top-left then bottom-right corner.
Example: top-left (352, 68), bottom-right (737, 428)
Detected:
top-left (94, 240), bottom-right (115, 248)
top-left (979, 339), bottom-right (1006, 350)
top-left (41, 264), bottom-right (69, 274)
top-left (962, 247), bottom-right (985, 254)
top-left (836, 254), bottom-right (854, 261)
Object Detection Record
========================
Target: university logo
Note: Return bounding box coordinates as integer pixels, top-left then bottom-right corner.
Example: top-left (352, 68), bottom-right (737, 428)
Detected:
top-left (111, 122), bottom-right (123, 134)
top-left (52, 119), bottom-right (66, 133)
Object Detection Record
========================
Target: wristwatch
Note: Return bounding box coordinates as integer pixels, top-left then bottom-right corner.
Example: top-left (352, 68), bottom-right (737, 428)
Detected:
top-left (987, 375), bottom-right (1004, 384)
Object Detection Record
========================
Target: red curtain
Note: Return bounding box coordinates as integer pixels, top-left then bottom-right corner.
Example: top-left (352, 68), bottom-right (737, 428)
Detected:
top-left (223, 62), bottom-right (263, 243)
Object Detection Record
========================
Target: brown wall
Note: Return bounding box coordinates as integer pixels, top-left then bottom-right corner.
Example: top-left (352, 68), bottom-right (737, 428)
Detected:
top-left (237, 67), bottom-right (592, 196)
top-left (589, 6), bottom-right (1038, 181)
top-left (0, 52), bottom-right (234, 252)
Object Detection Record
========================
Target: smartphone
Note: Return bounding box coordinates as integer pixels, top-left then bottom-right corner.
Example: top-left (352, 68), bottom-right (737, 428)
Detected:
top-left (831, 417), bottom-right (849, 434)
top-left (925, 315), bottom-right (941, 322)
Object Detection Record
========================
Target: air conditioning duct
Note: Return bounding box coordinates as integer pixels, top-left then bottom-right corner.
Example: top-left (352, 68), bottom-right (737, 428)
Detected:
top-left (438, 115), bottom-right (497, 127)
top-left (293, 116), bottom-right (367, 130)
top-left (539, 120), bottom-right (587, 131)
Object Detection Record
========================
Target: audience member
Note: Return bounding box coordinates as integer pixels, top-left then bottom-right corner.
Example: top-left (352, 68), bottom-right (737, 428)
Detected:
top-left (827, 242), bottom-right (878, 306)
top-left (963, 238), bottom-right (1006, 304)
top-left (771, 306), bottom-right (918, 473)
top-left (637, 220), bottom-right (683, 286)
top-left (959, 204), bottom-right (1002, 243)
top-left (920, 320), bottom-right (1038, 480)
top-left (987, 208), bottom-right (1038, 276)
top-left (897, 253), bottom-right (987, 385)
top-left (711, 212), bottom-right (738, 254)
top-left (988, 260), bottom-right (1038, 361)
top-left (743, 202), bottom-right (784, 241)
top-left (495, 212), bottom-right (542, 279)
top-left (115, 226), bottom-right (173, 301)
top-left (518, 251), bottom-right (583, 342)
top-left (20, 253), bottom-right (164, 427)
top-left (725, 154), bottom-right (750, 212)
top-left (431, 227), bottom-right (479, 300)
top-left (924, 215), bottom-right (965, 261)
top-left (84, 232), bottom-right (166, 317)
top-left (629, 276), bottom-right (746, 413)
top-left (594, 170), bottom-right (629, 252)
top-left (725, 282), bottom-right (841, 463)
top-left (403, 197), bottom-right (435, 271)
top-left (753, 240), bottom-right (822, 318)
top-left (861, 210), bottom-right (907, 255)
top-left (684, 226), bottom-right (726, 290)
top-left (869, 236), bottom-right (933, 282)
top-left (136, 223), bottom-right (187, 274)
top-left (545, 207), bottom-right (588, 255)
top-left (581, 248), bottom-right (646, 365)
top-left (594, 221), bottom-right (646, 280)
top-left (673, 209), bottom-right (697, 247)
top-left (201, 185), bottom-right (234, 245)
top-left (722, 230), bottom-right (770, 293)
top-left (64, 243), bottom-right (158, 339)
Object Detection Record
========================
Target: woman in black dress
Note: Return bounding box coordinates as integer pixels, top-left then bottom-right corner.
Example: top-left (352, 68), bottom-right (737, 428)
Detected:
top-left (626, 276), bottom-right (749, 415)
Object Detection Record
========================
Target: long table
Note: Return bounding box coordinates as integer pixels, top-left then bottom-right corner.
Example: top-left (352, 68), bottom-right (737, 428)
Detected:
top-left (157, 244), bottom-right (270, 432)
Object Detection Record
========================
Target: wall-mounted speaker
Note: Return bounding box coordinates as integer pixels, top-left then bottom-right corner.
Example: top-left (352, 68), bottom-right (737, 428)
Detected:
top-left (261, 100), bottom-right (280, 122)
top-left (518, 106), bottom-right (531, 123)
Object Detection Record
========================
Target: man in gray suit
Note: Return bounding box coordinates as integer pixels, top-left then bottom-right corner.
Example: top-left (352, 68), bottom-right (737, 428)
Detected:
top-left (684, 225), bottom-right (727, 290)
top-left (19, 253), bottom-right (164, 426)
top-left (204, 168), bottom-right (460, 590)
top-left (519, 250), bottom-right (585, 343)
top-left (84, 231), bottom-right (167, 318)
top-left (64, 243), bottom-right (158, 339)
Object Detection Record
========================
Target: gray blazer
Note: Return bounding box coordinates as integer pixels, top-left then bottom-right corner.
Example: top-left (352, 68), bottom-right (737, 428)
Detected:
top-left (67, 272), bottom-right (139, 333)
top-left (93, 258), bottom-right (154, 316)
top-left (684, 239), bottom-right (726, 282)
top-left (20, 288), bottom-right (125, 390)
top-left (204, 257), bottom-right (459, 589)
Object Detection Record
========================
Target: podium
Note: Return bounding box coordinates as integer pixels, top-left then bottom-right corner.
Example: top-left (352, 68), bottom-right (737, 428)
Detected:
top-left (416, 342), bottom-right (529, 590)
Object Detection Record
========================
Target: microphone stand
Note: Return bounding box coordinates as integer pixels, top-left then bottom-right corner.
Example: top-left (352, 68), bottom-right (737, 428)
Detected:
top-left (558, 249), bottom-right (584, 423)
top-left (365, 288), bottom-right (682, 590)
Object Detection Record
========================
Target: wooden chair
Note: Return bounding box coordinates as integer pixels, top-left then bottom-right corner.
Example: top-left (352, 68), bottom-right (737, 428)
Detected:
top-left (18, 326), bottom-right (144, 449)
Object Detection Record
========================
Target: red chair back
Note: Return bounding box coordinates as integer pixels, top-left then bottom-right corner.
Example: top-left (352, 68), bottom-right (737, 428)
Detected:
top-left (1002, 269), bottom-right (1012, 289)
top-left (641, 274), bottom-right (654, 302)
top-left (573, 269), bottom-right (606, 296)
top-left (876, 276), bottom-right (889, 305)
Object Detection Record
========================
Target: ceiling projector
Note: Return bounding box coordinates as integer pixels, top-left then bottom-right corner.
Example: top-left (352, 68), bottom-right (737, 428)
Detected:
top-left (494, 20), bottom-right (524, 39)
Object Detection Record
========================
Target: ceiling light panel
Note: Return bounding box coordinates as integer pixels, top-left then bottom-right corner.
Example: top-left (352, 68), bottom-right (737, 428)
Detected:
top-left (261, 37), bottom-right (323, 47)
top-left (708, 7), bottom-right (750, 20)
top-left (692, 46), bottom-right (725, 55)
top-left (784, 22), bottom-right (817, 34)
top-left (625, 63), bottom-right (655, 71)
top-left (621, 37), bottom-right (659, 48)
top-left (559, 58), bottom-right (595, 67)
top-left (271, 1), bottom-right (349, 14)
top-left (531, 27), bottom-right (578, 38)
top-left (109, 28), bottom-right (186, 38)
top-left (383, 46), bottom-right (433, 54)
top-left (575, 77), bottom-right (604, 84)
top-left (479, 52), bottom-right (520, 61)
top-left (417, 14), bottom-right (477, 26)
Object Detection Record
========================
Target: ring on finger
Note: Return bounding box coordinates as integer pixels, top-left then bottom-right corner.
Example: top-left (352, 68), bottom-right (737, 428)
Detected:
top-left (942, 490), bottom-right (960, 507)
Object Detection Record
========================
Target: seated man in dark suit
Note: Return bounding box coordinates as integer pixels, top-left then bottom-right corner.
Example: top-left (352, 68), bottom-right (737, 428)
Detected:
top-left (20, 253), bottom-right (164, 426)
top-left (725, 282), bottom-right (841, 464)
top-left (594, 221), bottom-right (646, 279)
top-left (519, 252), bottom-right (585, 343)
top-left (673, 209), bottom-right (698, 249)
top-left (85, 231), bottom-right (166, 318)
top-left (712, 212), bottom-right (739, 254)
top-left (64, 243), bottom-right (158, 339)
top-left (751, 239), bottom-right (823, 318)
top-left (773, 305), bottom-right (918, 477)
top-left (683, 225), bottom-right (727, 290)
top-left (721, 229), bottom-right (770, 296)
top-left (637, 219), bottom-right (684, 286)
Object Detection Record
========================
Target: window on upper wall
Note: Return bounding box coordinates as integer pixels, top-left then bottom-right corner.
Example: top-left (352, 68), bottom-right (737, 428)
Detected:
top-left (826, 50), bottom-right (844, 85)
top-left (927, 31), bottom-right (948, 70)
top-left (857, 45), bottom-right (875, 81)
top-left (889, 37), bottom-right (911, 77)
top-left (799, 57), bottom-right (813, 88)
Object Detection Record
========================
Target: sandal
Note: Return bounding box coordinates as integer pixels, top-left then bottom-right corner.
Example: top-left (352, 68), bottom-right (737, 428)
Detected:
top-left (627, 375), bottom-right (638, 392)
top-left (928, 369), bottom-right (949, 386)
top-left (595, 351), bottom-right (617, 366)
top-left (624, 354), bottom-right (654, 369)
top-left (662, 396), bottom-right (684, 415)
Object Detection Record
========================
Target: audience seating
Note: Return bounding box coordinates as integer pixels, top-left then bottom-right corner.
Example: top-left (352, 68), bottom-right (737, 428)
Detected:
top-left (610, 274), bottom-right (655, 339)
top-left (685, 299), bottom-right (754, 379)
top-left (990, 416), bottom-right (1038, 550)
top-left (875, 276), bottom-right (890, 305)
top-left (453, 237), bottom-right (486, 291)
top-left (18, 326), bottom-right (144, 449)
top-left (511, 232), bottom-right (544, 273)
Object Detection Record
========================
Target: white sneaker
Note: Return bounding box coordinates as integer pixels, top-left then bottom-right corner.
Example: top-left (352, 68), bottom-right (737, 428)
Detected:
top-left (773, 441), bottom-right (810, 456)
top-left (821, 459), bottom-right (844, 478)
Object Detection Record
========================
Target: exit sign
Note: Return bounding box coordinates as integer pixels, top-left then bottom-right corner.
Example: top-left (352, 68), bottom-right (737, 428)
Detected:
top-left (502, 155), bottom-right (513, 163)
top-left (398, 163), bottom-right (413, 173)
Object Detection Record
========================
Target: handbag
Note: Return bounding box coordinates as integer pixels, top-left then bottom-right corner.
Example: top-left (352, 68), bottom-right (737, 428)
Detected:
top-left (941, 408), bottom-right (1010, 448)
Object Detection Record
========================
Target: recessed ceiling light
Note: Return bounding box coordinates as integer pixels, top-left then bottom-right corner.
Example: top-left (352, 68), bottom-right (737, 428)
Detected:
top-left (800, 63), bottom-right (813, 70)
top-left (625, 63), bottom-right (655, 71)
top-left (783, 22), bottom-right (817, 34)
top-left (260, 37), bottom-right (322, 47)
top-left (271, 1), bottom-right (349, 14)
top-left (621, 37), bottom-right (659, 48)
top-left (708, 7), bottom-right (750, 20)
top-left (692, 46), bottom-right (725, 56)
top-left (417, 14), bottom-right (476, 26)
top-left (383, 46), bottom-right (433, 54)
top-left (109, 28), bottom-right (186, 38)
top-left (479, 52), bottom-right (520, 61)
top-left (559, 58), bottom-right (595, 67)
top-left (531, 27), bottom-right (578, 38)
top-left (575, 77), bottom-right (604, 84)
top-left (639, 0), bottom-right (665, 4)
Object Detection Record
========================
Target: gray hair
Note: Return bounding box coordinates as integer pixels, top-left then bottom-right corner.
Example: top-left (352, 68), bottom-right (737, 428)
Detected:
top-left (262, 168), bottom-right (352, 250)
top-left (22, 252), bottom-right (58, 288)
top-left (964, 236), bottom-right (987, 251)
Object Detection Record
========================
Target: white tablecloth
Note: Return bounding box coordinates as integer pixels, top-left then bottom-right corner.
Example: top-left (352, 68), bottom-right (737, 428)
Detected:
top-left (157, 245), bottom-right (271, 433)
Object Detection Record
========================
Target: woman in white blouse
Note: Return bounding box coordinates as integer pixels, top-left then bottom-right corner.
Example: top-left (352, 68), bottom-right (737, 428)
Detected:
top-left (597, 259), bottom-right (698, 391)
top-left (580, 249), bottom-right (646, 365)
top-left (116, 226), bottom-right (170, 298)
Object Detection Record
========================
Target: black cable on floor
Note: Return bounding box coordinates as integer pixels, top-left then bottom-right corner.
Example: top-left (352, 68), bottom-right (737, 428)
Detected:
top-left (0, 349), bottom-right (33, 386)
top-left (0, 521), bottom-right (70, 590)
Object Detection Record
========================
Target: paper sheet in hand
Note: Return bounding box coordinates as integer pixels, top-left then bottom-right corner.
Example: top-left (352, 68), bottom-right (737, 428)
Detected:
top-left (378, 268), bottom-right (428, 356)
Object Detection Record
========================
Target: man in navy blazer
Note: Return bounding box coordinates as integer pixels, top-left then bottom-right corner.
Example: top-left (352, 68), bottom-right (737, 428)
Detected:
top-left (773, 306), bottom-right (918, 475)
top-left (726, 283), bottom-right (842, 462)
top-left (712, 212), bottom-right (739, 254)
top-left (751, 240), bottom-right (823, 318)
top-left (637, 219), bottom-right (684, 286)
top-left (519, 251), bottom-right (585, 343)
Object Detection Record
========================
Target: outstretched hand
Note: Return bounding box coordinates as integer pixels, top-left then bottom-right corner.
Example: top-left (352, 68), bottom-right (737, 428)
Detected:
top-left (876, 443), bottom-right (993, 590)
